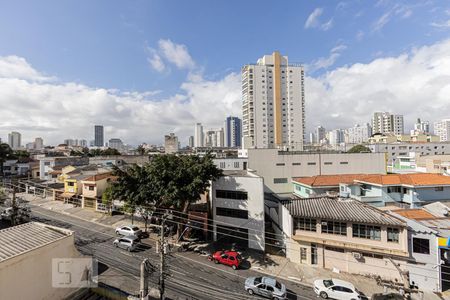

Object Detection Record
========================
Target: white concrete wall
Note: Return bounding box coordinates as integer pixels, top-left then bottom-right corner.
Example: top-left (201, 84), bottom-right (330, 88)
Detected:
top-left (210, 173), bottom-right (265, 251)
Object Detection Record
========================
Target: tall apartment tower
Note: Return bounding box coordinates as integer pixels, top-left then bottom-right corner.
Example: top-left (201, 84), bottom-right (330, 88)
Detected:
top-left (372, 112), bottom-right (404, 135)
top-left (164, 133), bottom-right (179, 154)
top-left (242, 52), bottom-right (305, 150)
top-left (434, 119), bottom-right (450, 142)
top-left (8, 131), bottom-right (21, 149)
top-left (315, 126), bottom-right (326, 144)
top-left (194, 123), bottom-right (204, 148)
top-left (224, 116), bottom-right (242, 147)
top-left (94, 125), bottom-right (104, 147)
top-left (188, 136), bottom-right (194, 148)
top-left (34, 137), bottom-right (44, 150)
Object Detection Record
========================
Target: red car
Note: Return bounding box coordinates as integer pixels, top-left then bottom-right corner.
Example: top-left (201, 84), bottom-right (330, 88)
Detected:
top-left (208, 250), bottom-right (242, 270)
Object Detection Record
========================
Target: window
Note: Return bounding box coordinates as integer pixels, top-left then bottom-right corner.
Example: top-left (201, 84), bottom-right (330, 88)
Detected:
top-left (273, 178), bottom-right (288, 184)
top-left (292, 162), bottom-right (301, 166)
top-left (324, 162), bottom-right (333, 165)
top-left (44, 162), bottom-right (51, 166)
top-left (387, 186), bottom-right (402, 193)
top-left (413, 238), bottom-right (430, 254)
top-left (435, 187), bottom-right (444, 192)
top-left (219, 162), bottom-right (225, 168)
top-left (300, 248), bottom-right (307, 261)
top-left (321, 220), bottom-right (347, 235)
top-left (387, 228), bottom-right (399, 243)
top-left (216, 207), bottom-right (248, 219)
top-left (362, 252), bottom-right (383, 259)
top-left (325, 246), bottom-right (345, 253)
top-left (233, 162), bottom-right (240, 168)
top-left (307, 162), bottom-right (316, 166)
top-left (340, 162), bottom-right (348, 165)
top-left (352, 224), bottom-right (381, 240)
top-left (216, 190), bottom-right (248, 200)
top-left (67, 182), bottom-right (75, 187)
top-left (276, 163), bottom-right (285, 166)
top-left (294, 217), bottom-right (316, 232)
top-left (89, 186), bottom-right (94, 191)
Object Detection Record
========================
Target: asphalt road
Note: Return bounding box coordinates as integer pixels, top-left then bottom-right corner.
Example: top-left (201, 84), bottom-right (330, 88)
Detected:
top-left (30, 205), bottom-right (318, 300)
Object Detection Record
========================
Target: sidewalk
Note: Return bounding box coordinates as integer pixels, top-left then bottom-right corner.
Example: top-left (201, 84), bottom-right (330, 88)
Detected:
top-left (23, 193), bottom-right (444, 300)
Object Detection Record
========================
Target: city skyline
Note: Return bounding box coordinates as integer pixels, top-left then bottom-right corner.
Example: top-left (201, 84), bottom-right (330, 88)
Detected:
top-left (1, 1), bottom-right (450, 145)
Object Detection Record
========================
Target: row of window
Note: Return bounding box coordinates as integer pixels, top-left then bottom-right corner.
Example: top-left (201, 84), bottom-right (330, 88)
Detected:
top-left (274, 161), bottom-right (349, 167)
top-left (293, 217), bottom-right (399, 243)
top-left (215, 189), bottom-right (248, 200)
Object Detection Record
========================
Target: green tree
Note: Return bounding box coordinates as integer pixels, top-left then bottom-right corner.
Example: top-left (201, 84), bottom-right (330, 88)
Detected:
top-left (148, 154), bottom-right (222, 237)
top-left (136, 145), bottom-right (146, 155)
top-left (0, 143), bottom-right (14, 176)
top-left (347, 144), bottom-right (371, 153)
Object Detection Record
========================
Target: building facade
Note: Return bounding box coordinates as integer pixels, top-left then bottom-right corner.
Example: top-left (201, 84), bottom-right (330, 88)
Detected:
top-left (194, 123), bottom-right (204, 148)
top-left (8, 131), bottom-right (21, 149)
top-left (242, 52), bottom-right (305, 151)
top-left (434, 119), bottom-right (450, 142)
top-left (94, 125), bottom-right (104, 147)
top-left (108, 138), bottom-right (123, 151)
top-left (372, 112), bottom-right (404, 135)
top-left (225, 116), bottom-right (242, 148)
top-left (345, 123), bottom-right (372, 144)
top-left (164, 133), bottom-right (179, 154)
top-left (316, 126), bottom-right (326, 144)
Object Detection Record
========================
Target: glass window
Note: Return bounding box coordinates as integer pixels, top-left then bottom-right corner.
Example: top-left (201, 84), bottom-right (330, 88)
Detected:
top-left (413, 238), bottom-right (430, 254)
top-left (387, 228), bottom-right (399, 243)
top-left (294, 218), bottom-right (316, 232)
top-left (216, 190), bottom-right (248, 200)
top-left (435, 187), bottom-right (444, 192)
top-left (321, 220), bottom-right (347, 235)
top-left (352, 224), bottom-right (381, 240)
top-left (216, 207), bottom-right (248, 219)
top-left (273, 178), bottom-right (288, 184)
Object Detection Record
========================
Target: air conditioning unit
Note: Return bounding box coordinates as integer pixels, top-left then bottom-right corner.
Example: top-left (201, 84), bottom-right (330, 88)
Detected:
top-left (352, 252), bottom-right (362, 260)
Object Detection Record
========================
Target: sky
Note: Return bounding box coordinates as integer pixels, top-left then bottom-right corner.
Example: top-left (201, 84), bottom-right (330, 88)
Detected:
top-left (0, 0), bottom-right (450, 146)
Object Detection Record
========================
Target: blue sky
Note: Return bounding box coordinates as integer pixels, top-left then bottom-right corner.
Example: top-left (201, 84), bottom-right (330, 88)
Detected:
top-left (0, 0), bottom-right (450, 145)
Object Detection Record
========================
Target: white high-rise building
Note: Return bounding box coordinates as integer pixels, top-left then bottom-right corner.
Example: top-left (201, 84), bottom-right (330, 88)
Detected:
top-left (345, 123), bottom-right (372, 144)
top-left (109, 138), bottom-right (124, 151)
top-left (164, 133), bottom-right (179, 154)
top-left (372, 112), bottom-right (404, 135)
top-left (328, 129), bottom-right (345, 146)
top-left (316, 126), bottom-right (326, 144)
top-left (434, 119), bottom-right (450, 142)
top-left (8, 131), bottom-right (21, 149)
top-left (204, 129), bottom-right (224, 147)
top-left (412, 118), bottom-right (430, 135)
top-left (194, 123), bottom-right (204, 148)
top-left (188, 136), bottom-right (194, 148)
top-left (242, 51), bottom-right (305, 150)
top-left (34, 137), bottom-right (44, 150)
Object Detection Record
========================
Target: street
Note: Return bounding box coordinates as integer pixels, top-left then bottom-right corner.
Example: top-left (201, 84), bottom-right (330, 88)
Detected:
top-left (30, 204), bottom-right (318, 300)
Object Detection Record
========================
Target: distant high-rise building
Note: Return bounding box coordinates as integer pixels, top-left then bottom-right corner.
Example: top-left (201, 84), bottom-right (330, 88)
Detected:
top-left (8, 131), bottom-right (21, 149)
top-left (204, 129), bottom-right (224, 148)
top-left (412, 118), bottom-right (430, 135)
top-left (188, 136), bottom-right (194, 148)
top-left (345, 123), bottom-right (372, 144)
top-left (194, 123), bottom-right (204, 148)
top-left (372, 112), bottom-right (404, 135)
top-left (164, 133), bottom-right (179, 154)
top-left (64, 139), bottom-right (76, 146)
top-left (94, 125), bottom-right (104, 147)
top-left (315, 126), bottom-right (326, 144)
top-left (434, 119), bottom-right (450, 142)
top-left (242, 51), bottom-right (305, 150)
top-left (328, 129), bottom-right (345, 146)
top-left (78, 139), bottom-right (88, 147)
top-left (34, 137), bottom-right (44, 150)
top-left (308, 132), bottom-right (315, 144)
top-left (109, 138), bottom-right (123, 151)
top-left (224, 116), bottom-right (242, 148)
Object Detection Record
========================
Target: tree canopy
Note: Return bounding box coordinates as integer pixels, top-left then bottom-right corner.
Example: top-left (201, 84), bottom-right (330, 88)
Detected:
top-left (347, 144), bottom-right (371, 153)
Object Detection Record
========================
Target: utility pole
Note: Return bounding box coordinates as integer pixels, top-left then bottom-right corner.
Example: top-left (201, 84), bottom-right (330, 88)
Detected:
top-left (159, 215), bottom-right (167, 300)
top-left (11, 186), bottom-right (17, 226)
top-left (140, 258), bottom-right (150, 300)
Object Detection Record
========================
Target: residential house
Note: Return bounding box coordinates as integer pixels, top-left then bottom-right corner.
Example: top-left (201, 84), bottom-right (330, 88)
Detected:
top-left (340, 173), bottom-right (450, 208)
top-left (80, 172), bottom-right (115, 210)
top-left (292, 174), bottom-right (369, 198)
top-left (279, 196), bottom-right (409, 283)
top-left (39, 156), bottom-right (88, 181)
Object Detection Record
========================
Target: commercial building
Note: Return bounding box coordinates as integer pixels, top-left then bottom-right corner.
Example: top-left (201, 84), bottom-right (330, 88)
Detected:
top-left (340, 173), bottom-right (450, 208)
top-left (247, 149), bottom-right (386, 194)
top-left (108, 138), bottom-right (123, 152)
top-left (372, 112), bottom-right (404, 135)
top-left (0, 222), bottom-right (85, 300)
top-left (345, 123), bottom-right (372, 144)
top-left (8, 131), bottom-right (21, 149)
top-left (210, 170), bottom-right (265, 251)
top-left (164, 133), bottom-right (179, 154)
top-left (434, 119), bottom-right (450, 142)
top-left (242, 51), bottom-right (305, 151)
top-left (279, 197), bottom-right (409, 283)
top-left (94, 125), bottom-right (104, 147)
top-left (224, 116), bottom-right (242, 148)
top-left (194, 123), bottom-right (204, 148)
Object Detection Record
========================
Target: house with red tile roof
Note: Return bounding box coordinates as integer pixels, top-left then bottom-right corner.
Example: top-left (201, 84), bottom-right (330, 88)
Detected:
top-left (340, 173), bottom-right (450, 208)
top-left (292, 174), bottom-right (369, 197)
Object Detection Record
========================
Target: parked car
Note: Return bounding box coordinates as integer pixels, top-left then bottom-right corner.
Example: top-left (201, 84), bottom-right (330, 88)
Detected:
top-left (371, 293), bottom-right (403, 300)
top-left (314, 279), bottom-right (362, 300)
top-left (244, 276), bottom-right (287, 300)
top-left (115, 225), bottom-right (142, 237)
top-left (113, 236), bottom-right (140, 252)
top-left (208, 250), bottom-right (242, 270)
top-left (0, 206), bottom-right (30, 224)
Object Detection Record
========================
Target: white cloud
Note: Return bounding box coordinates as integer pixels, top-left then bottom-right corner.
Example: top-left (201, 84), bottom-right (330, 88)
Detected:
top-left (306, 39), bottom-right (450, 133)
top-left (321, 18), bottom-right (334, 31)
top-left (372, 11), bottom-right (392, 32)
top-left (307, 44), bottom-right (347, 72)
top-left (305, 8), bottom-right (324, 29)
top-left (158, 39), bottom-right (195, 70)
top-left (431, 20), bottom-right (450, 28)
top-left (148, 51), bottom-right (166, 73)
top-left (0, 56), bottom-right (53, 82)
top-left (0, 56), bottom-right (240, 146)
top-left (356, 30), bottom-right (365, 41)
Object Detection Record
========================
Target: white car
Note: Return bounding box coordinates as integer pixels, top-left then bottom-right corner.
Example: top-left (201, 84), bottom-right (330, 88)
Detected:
top-left (115, 225), bottom-right (142, 237)
top-left (314, 278), bottom-right (362, 300)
